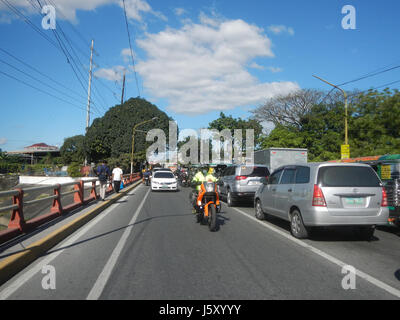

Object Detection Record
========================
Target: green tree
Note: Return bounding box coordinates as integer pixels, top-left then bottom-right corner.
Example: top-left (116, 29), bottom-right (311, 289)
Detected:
top-left (208, 112), bottom-right (263, 144)
top-left (60, 135), bottom-right (86, 164)
top-left (85, 97), bottom-right (172, 163)
top-left (258, 88), bottom-right (400, 161)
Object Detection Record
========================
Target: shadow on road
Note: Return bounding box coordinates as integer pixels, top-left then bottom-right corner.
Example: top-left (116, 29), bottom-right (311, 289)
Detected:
top-left (258, 215), bottom-right (380, 242)
top-left (377, 225), bottom-right (400, 237)
top-left (215, 212), bottom-right (230, 231)
top-left (395, 270), bottom-right (400, 281)
top-left (45, 213), bottom-right (193, 255)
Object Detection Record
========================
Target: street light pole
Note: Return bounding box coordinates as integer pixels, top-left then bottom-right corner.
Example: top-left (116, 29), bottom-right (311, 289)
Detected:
top-left (313, 75), bottom-right (348, 145)
top-left (130, 117), bottom-right (158, 174)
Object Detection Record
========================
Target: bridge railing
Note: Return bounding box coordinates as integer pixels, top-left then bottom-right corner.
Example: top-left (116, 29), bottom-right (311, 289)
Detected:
top-left (0, 173), bottom-right (141, 245)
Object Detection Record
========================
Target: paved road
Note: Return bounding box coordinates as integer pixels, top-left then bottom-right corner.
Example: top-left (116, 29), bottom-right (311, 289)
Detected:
top-left (0, 184), bottom-right (399, 300)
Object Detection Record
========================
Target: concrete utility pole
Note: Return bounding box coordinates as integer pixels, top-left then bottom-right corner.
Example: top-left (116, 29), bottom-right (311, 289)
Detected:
top-left (121, 70), bottom-right (126, 105)
top-left (313, 75), bottom-right (349, 158)
top-left (86, 39), bottom-right (94, 131)
top-left (85, 39), bottom-right (94, 166)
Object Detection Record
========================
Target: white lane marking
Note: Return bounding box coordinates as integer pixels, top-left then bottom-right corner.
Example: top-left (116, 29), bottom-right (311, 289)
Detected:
top-left (0, 187), bottom-right (141, 300)
top-left (231, 206), bottom-right (400, 299)
top-left (86, 188), bottom-right (151, 300)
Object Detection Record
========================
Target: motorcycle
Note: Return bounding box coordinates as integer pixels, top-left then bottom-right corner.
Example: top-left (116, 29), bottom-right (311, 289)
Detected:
top-left (180, 173), bottom-right (189, 187)
top-left (194, 180), bottom-right (221, 231)
top-left (143, 174), bottom-right (150, 186)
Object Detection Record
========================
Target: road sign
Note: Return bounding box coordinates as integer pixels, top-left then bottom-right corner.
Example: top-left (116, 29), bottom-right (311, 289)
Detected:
top-left (341, 145), bottom-right (350, 159)
top-left (381, 165), bottom-right (391, 180)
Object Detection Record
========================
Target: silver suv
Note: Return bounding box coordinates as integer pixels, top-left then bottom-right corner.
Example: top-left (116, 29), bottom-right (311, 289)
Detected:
top-left (254, 163), bottom-right (389, 240)
top-left (218, 165), bottom-right (270, 206)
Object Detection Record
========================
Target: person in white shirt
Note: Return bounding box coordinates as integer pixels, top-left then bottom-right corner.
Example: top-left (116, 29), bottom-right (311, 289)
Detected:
top-left (112, 164), bottom-right (123, 193)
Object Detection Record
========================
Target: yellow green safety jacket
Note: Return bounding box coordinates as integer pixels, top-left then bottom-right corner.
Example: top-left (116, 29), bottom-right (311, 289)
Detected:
top-left (192, 172), bottom-right (205, 191)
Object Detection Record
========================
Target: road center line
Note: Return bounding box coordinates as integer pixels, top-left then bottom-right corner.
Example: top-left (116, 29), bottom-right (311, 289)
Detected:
top-left (86, 187), bottom-right (151, 300)
top-left (0, 187), bottom-right (141, 300)
top-left (231, 206), bottom-right (400, 299)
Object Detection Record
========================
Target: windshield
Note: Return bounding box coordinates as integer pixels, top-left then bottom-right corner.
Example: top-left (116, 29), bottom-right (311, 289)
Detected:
top-left (153, 172), bottom-right (175, 179)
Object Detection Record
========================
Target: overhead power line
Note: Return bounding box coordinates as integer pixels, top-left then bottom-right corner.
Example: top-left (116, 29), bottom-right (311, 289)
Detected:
top-left (1, 0), bottom-right (61, 51)
top-left (122, 0), bottom-right (141, 97)
top-left (0, 47), bottom-right (87, 101)
top-left (338, 65), bottom-right (400, 87)
top-left (27, 0), bottom-right (106, 116)
top-left (0, 69), bottom-right (98, 115)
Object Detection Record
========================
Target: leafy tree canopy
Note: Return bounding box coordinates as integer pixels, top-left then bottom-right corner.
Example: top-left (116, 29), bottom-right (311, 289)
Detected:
top-left (257, 88), bottom-right (400, 161)
top-left (85, 97), bottom-right (172, 163)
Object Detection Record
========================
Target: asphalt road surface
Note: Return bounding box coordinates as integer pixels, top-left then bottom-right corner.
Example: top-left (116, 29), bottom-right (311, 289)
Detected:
top-left (0, 184), bottom-right (399, 300)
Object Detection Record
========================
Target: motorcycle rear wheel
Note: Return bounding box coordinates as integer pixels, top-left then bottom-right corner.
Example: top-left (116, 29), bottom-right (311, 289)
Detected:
top-left (208, 205), bottom-right (218, 232)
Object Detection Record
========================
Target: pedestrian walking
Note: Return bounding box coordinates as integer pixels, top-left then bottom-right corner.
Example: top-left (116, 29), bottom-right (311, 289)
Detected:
top-left (96, 160), bottom-right (111, 201)
top-left (112, 164), bottom-right (123, 193)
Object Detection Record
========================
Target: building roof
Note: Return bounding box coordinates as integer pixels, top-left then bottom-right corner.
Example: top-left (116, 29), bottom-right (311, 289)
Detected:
top-left (25, 143), bottom-right (57, 149)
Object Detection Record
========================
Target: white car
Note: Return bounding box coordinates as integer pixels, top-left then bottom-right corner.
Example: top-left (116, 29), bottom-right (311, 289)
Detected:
top-left (151, 171), bottom-right (178, 191)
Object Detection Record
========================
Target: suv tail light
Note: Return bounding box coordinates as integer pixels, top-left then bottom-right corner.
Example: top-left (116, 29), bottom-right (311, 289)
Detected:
top-left (312, 184), bottom-right (326, 207)
top-left (235, 176), bottom-right (247, 181)
top-left (381, 188), bottom-right (388, 207)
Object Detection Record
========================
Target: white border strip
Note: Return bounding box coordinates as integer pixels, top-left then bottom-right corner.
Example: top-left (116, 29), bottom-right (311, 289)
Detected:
top-left (232, 206), bottom-right (400, 299)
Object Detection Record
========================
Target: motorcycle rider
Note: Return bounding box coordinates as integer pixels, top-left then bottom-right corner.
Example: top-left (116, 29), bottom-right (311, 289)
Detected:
top-left (190, 167), bottom-right (207, 212)
top-left (205, 167), bottom-right (217, 182)
top-left (190, 166), bottom-right (220, 213)
top-left (143, 168), bottom-right (151, 185)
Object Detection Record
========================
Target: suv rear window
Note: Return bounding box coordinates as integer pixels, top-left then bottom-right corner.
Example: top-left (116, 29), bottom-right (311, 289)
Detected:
top-left (240, 166), bottom-right (270, 177)
top-left (318, 166), bottom-right (381, 187)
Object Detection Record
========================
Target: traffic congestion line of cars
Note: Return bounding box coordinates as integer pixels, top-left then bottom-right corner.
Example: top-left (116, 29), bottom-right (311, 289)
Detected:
top-left (216, 162), bottom-right (391, 240)
top-left (143, 162), bottom-right (394, 240)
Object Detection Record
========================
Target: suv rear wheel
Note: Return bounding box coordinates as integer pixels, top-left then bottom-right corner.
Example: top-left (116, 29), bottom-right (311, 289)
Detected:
top-left (227, 190), bottom-right (235, 207)
top-left (290, 209), bottom-right (309, 239)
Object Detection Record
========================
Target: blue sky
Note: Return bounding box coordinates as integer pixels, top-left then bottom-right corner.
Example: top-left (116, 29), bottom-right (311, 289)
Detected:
top-left (1, 0), bottom-right (400, 151)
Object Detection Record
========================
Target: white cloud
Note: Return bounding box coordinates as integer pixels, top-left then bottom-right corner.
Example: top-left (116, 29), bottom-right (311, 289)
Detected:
top-left (249, 64), bottom-right (283, 73)
top-left (136, 15), bottom-right (299, 114)
top-left (267, 66), bottom-right (283, 73)
top-left (0, 138), bottom-right (7, 145)
top-left (94, 65), bottom-right (126, 82)
top-left (119, 0), bottom-right (167, 22)
top-left (174, 8), bottom-right (186, 16)
top-left (0, 0), bottom-right (165, 23)
top-left (249, 62), bottom-right (265, 70)
top-left (121, 47), bottom-right (138, 63)
top-left (268, 25), bottom-right (295, 36)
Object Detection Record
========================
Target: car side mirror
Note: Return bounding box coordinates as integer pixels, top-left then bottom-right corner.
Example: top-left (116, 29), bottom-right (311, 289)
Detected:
top-left (217, 180), bottom-right (224, 186)
top-left (260, 177), bottom-right (269, 185)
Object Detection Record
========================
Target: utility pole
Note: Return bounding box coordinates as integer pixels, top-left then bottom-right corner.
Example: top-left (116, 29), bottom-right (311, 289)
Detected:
top-left (313, 74), bottom-right (349, 159)
top-left (85, 39), bottom-right (94, 166)
top-left (121, 70), bottom-right (126, 105)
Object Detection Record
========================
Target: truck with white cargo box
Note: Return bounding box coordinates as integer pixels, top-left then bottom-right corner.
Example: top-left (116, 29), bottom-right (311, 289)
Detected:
top-left (254, 148), bottom-right (308, 172)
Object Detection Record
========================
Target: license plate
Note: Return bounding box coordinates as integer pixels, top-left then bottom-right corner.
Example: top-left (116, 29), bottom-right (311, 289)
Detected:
top-left (344, 197), bottom-right (364, 205)
top-left (248, 181), bottom-right (259, 185)
top-left (161, 185), bottom-right (169, 189)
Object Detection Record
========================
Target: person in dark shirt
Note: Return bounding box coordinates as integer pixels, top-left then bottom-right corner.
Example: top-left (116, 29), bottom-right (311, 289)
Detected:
top-left (97, 160), bottom-right (111, 200)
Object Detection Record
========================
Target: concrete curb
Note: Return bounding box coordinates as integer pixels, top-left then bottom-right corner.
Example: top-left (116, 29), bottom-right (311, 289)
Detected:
top-left (0, 180), bottom-right (143, 286)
